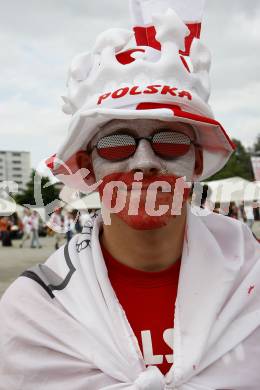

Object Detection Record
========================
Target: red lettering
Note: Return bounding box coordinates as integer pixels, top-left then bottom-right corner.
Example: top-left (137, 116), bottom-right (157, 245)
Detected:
top-left (130, 86), bottom-right (142, 95)
top-left (161, 86), bottom-right (178, 96)
top-left (112, 87), bottom-right (129, 99)
top-left (143, 85), bottom-right (161, 94)
top-left (97, 92), bottom-right (111, 105)
top-left (180, 56), bottom-right (190, 72)
top-left (178, 90), bottom-right (192, 100)
top-left (97, 86), bottom-right (192, 105)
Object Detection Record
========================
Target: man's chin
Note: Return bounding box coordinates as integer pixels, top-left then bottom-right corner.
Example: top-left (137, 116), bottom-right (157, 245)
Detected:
top-left (115, 211), bottom-right (174, 230)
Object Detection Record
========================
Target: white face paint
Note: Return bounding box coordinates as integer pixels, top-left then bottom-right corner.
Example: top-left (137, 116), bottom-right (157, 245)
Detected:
top-left (89, 118), bottom-right (197, 182)
top-left (88, 119), bottom-right (198, 229)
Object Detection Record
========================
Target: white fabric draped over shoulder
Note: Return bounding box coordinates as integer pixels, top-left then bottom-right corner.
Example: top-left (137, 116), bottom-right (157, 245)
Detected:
top-left (0, 208), bottom-right (260, 390)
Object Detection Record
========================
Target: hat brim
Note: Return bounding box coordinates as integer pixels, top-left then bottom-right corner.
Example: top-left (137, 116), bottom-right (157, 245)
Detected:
top-left (48, 104), bottom-right (234, 186)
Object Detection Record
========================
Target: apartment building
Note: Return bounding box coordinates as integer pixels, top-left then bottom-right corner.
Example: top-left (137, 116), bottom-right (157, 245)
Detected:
top-left (0, 151), bottom-right (31, 193)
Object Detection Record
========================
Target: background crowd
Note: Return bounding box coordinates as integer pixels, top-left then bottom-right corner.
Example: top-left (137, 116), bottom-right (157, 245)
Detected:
top-left (0, 199), bottom-right (259, 248)
top-left (0, 209), bottom-right (93, 248)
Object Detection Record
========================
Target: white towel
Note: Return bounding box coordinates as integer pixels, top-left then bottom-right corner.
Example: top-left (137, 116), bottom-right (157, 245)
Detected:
top-left (0, 208), bottom-right (260, 389)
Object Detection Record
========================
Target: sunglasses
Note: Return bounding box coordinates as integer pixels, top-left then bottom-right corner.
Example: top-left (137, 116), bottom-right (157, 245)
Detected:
top-left (89, 130), bottom-right (198, 161)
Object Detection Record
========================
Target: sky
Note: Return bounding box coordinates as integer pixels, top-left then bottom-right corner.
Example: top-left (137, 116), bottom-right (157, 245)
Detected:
top-left (1, 0), bottom-right (260, 172)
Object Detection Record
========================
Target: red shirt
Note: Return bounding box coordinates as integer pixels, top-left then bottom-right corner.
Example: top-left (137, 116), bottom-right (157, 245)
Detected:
top-left (102, 245), bottom-right (181, 375)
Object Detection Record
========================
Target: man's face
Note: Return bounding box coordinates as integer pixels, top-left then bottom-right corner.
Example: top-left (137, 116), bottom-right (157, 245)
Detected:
top-left (90, 119), bottom-right (197, 182)
top-left (89, 118), bottom-right (200, 229)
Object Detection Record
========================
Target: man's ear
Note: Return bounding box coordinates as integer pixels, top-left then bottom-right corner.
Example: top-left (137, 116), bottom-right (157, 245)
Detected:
top-left (75, 150), bottom-right (96, 185)
top-left (194, 147), bottom-right (203, 176)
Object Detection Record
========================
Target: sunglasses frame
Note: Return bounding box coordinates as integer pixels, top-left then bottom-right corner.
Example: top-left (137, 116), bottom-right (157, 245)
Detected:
top-left (88, 130), bottom-right (200, 161)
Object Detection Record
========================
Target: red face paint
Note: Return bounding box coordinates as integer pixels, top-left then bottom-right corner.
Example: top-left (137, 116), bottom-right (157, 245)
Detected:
top-left (98, 172), bottom-right (190, 230)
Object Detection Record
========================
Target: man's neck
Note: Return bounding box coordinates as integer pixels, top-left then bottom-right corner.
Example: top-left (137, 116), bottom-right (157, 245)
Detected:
top-left (100, 205), bottom-right (187, 272)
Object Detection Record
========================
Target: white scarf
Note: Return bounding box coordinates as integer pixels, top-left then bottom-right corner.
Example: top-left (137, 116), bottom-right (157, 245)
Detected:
top-left (0, 208), bottom-right (260, 390)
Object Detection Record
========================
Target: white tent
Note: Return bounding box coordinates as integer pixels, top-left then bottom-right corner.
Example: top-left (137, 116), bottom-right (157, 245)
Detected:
top-left (204, 177), bottom-right (260, 204)
top-left (69, 192), bottom-right (101, 211)
top-left (62, 178), bottom-right (260, 211)
top-left (0, 198), bottom-right (25, 217)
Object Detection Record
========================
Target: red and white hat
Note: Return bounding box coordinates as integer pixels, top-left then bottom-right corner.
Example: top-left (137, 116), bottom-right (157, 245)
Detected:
top-left (47, 0), bottom-right (234, 187)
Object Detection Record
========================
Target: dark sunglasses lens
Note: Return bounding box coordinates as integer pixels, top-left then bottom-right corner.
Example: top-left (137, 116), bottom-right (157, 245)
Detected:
top-left (97, 134), bottom-right (136, 161)
top-left (152, 132), bottom-right (191, 158)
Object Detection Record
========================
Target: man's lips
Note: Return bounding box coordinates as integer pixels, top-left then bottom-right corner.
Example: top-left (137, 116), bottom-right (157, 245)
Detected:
top-left (122, 185), bottom-right (169, 191)
top-left (99, 172), bottom-right (181, 191)
top-left (98, 171), bottom-right (191, 224)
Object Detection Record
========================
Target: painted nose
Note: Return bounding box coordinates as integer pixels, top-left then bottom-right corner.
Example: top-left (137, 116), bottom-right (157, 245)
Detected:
top-left (128, 139), bottom-right (164, 175)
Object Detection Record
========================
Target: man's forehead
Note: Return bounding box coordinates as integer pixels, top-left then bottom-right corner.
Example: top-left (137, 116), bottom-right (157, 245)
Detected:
top-left (90, 118), bottom-right (196, 145)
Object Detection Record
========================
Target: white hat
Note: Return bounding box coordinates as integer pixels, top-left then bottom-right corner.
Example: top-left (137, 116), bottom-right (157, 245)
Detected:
top-left (47, 0), bottom-right (234, 186)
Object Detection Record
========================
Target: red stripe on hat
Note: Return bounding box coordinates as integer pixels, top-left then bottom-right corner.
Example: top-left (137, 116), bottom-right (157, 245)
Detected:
top-left (136, 102), bottom-right (236, 151)
top-left (46, 154), bottom-right (56, 170)
top-left (181, 23), bottom-right (202, 56)
top-left (133, 23), bottom-right (201, 56)
top-left (180, 56), bottom-right (190, 72)
top-left (133, 26), bottom-right (161, 50)
top-left (116, 49), bottom-right (146, 64)
top-left (136, 102), bottom-right (181, 112)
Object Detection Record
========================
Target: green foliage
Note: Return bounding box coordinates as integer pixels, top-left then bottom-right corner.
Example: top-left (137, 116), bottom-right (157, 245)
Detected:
top-left (208, 139), bottom-right (254, 181)
top-left (253, 135), bottom-right (260, 153)
top-left (14, 169), bottom-right (60, 207)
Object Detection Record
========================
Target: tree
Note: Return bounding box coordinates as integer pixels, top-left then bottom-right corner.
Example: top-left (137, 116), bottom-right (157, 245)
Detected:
top-left (253, 134), bottom-right (260, 153)
top-left (208, 138), bottom-right (254, 181)
top-left (14, 169), bottom-right (60, 208)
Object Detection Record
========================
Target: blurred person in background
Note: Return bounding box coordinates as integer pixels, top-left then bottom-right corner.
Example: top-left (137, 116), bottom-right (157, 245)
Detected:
top-left (0, 216), bottom-right (12, 247)
top-left (228, 201), bottom-right (239, 220)
top-left (49, 208), bottom-right (64, 250)
top-left (30, 211), bottom-right (42, 249)
top-left (72, 209), bottom-right (82, 234)
top-left (9, 212), bottom-right (23, 239)
top-left (239, 202), bottom-right (247, 223)
top-left (253, 202), bottom-right (260, 221)
top-left (65, 212), bottom-right (75, 243)
top-left (0, 217), bottom-right (7, 244)
top-left (244, 204), bottom-right (255, 230)
top-left (19, 209), bottom-right (32, 248)
top-left (10, 212), bottom-right (19, 228)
